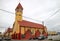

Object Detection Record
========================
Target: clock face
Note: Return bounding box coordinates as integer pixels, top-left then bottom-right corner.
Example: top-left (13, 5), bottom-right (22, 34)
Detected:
top-left (16, 16), bottom-right (22, 21)
top-left (16, 11), bottom-right (22, 15)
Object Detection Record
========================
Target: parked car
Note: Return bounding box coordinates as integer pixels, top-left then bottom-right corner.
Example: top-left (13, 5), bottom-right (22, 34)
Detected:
top-left (38, 35), bottom-right (45, 40)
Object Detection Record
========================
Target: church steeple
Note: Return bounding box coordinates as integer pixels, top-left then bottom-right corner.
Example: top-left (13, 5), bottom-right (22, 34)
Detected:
top-left (15, 3), bottom-right (23, 10)
top-left (15, 3), bottom-right (23, 21)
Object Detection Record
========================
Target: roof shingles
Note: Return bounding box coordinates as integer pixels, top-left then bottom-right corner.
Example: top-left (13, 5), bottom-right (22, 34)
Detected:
top-left (18, 20), bottom-right (44, 29)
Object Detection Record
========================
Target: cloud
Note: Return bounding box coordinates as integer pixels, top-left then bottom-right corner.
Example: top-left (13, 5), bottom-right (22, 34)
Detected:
top-left (0, 0), bottom-right (60, 32)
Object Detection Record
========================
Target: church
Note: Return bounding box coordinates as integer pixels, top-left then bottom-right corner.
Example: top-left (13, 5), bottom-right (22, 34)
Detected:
top-left (4, 3), bottom-right (48, 40)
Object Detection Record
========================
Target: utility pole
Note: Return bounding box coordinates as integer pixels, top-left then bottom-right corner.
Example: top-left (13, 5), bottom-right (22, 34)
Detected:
top-left (42, 21), bottom-right (44, 26)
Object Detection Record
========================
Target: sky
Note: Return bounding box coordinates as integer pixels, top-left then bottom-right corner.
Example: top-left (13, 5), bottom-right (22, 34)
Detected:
top-left (0, 0), bottom-right (60, 33)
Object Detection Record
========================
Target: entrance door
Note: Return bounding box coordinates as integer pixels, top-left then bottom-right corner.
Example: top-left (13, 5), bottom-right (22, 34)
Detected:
top-left (25, 29), bottom-right (32, 39)
top-left (35, 30), bottom-right (40, 38)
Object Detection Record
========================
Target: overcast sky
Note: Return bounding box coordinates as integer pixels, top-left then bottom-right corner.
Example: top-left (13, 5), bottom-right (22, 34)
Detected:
top-left (0, 0), bottom-right (60, 33)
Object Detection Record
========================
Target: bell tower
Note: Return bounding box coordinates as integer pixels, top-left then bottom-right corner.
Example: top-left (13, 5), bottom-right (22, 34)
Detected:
top-left (15, 3), bottom-right (23, 21)
top-left (12, 3), bottom-right (23, 34)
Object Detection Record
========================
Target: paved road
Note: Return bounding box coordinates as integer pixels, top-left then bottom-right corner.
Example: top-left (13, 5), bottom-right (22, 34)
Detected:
top-left (4, 40), bottom-right (60, 41)
top-left (1, 39), bottom-right (60, 41)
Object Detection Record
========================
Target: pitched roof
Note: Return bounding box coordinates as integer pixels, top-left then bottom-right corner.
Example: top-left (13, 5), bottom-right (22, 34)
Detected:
top-left (18, 20), bottom-right (44, 29)
top-left (15, 3), bottom-right (23, 10)
top-left (4, 28), bottom-right (12, 34)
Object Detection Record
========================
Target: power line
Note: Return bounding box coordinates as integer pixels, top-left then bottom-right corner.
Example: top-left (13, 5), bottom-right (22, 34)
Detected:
top-left (0, 9), bottom-right (60, 24)
top-left (0, 9), bottom-right (14, 14)
top-left (23, 16), bottom-right (42, 22)
top-left (0, 9), bottom-right (42, 22)
top-left (44, 9), bottom-right (60, 21)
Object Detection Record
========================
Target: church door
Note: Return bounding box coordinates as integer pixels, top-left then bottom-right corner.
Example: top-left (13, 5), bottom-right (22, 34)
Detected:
top-left (25, 29), bottom-right (32, 39)
top-left (35, 30), bottom-right (40, 38)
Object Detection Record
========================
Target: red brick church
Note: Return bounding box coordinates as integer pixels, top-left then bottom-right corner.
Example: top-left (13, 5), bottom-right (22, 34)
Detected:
top-left (4, 3), bottom-right (48, 40)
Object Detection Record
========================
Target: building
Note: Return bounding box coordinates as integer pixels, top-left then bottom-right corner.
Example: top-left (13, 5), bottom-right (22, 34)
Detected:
top-left (5, 3), bottom-right (48, 40)
top-left (48, 31), bottom-right (57, 35)
top-left (4, 28), bottom-right (12, 37)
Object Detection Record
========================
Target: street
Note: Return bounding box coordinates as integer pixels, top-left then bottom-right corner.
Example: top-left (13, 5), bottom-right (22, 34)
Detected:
top-left (1, 35), bottom-right (60, 41)
top-left (1, 39), bottom-right (60, 41)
